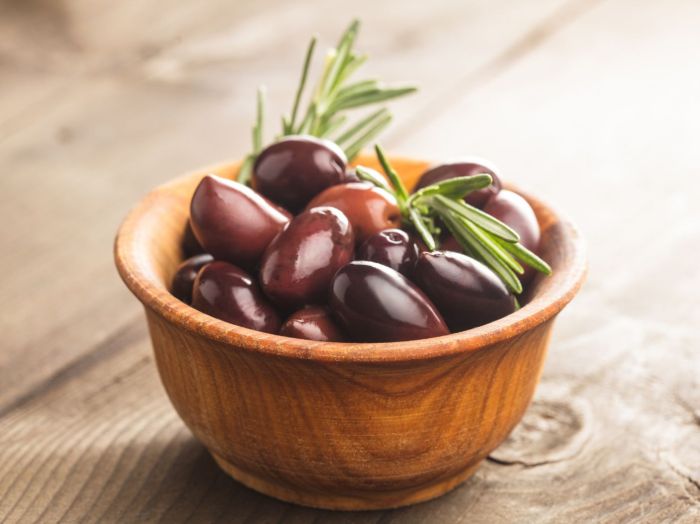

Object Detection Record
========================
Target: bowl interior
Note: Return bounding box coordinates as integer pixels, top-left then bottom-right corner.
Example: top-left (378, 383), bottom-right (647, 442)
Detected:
top-left (115, 156), bottom-right (586, 362)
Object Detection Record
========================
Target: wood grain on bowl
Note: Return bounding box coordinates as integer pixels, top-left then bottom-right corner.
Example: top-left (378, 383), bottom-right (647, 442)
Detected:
top-left (114, 156), bottom-right (586, 510)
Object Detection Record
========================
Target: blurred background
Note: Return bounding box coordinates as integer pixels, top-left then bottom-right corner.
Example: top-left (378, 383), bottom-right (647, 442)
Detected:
top-left (1, 0), bottom-right (699, 522)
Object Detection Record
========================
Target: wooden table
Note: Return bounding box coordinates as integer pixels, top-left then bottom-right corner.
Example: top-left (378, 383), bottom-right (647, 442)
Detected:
top-left (1, 1), bottom-right (699, 521)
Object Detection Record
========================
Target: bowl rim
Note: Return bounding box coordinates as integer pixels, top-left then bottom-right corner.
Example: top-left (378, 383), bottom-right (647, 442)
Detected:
top-left (114, 156), bottom-right (587, 363)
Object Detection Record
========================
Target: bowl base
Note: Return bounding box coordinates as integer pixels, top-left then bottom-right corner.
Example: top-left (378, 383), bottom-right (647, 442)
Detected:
top-left (210, 452), bottom-right (482, 511)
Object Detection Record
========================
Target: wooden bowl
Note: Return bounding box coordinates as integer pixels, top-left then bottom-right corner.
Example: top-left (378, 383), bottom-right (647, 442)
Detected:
top-left (114, 156), bottom-right (586, 510)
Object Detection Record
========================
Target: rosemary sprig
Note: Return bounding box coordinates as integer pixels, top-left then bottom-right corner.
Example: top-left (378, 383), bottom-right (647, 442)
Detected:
top-left (238, 86), bottom-right (267, 185)
top-left (240, 20), bottom-right (417, 184)
top-left (283, 36), bottom-right (317, 135)
top-left (359, 145), bottom-right (552, 294)
top-left (354, 165), bottom-right (393, 193)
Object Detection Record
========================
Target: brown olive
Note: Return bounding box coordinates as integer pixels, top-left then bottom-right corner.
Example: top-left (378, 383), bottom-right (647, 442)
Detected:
top-left (357, 229), bottom-right (419, 277)
top-left (280, 306), bottom-right (346, 342)
top-left (253, 136), bottom-right (347, 212)
top-left (190, 175), bottom-right (291, 269)
top-left (330, 261), bottom-right (449, 342)
top-left (192, 261), bottom-right (281, 333)
top-left (414, 251), bottom-right (516, 331)
top-left (414, 160), bottom-right (502, 208)
top-left (260, 207), bottom-right (354, 310)
top-left (306, 182), bottom-right (401, 244)
top-left (171, 253), bottom-right (214, 304)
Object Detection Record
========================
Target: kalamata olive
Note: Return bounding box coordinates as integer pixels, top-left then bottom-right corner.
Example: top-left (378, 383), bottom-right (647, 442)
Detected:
top-left (306, 182), bottom-right (401, 244)
top-left (253, 136), bottom-right (347, 212)
top-left (414, 251), bottom-right (516, 331)
top-left (357, 229), bottom-right (419, 277)
top-left (192, 261), bottom-right (281, 333)
top-left (182, 220), bottom-right (205, 257)
top-left (330, 261), bottom-right (449, 342)
top-left (171, 253), bottom-right (214, 304)
top-left (483, 190), bottom-right (540, 252)
top-left (260, 207), bottom-right (354, 309)
top-left (280, 306), bottom-right (346, 342)
top-left (483, 190), bottom-right (541, 285)
top-left (414, 160), bottom-right (502, 208)
top-left (190, 175), bottom-right (291, 269)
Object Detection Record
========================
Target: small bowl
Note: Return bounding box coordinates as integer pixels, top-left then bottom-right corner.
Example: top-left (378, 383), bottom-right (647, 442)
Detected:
top-left (114, 156), bottom-right (586, 510)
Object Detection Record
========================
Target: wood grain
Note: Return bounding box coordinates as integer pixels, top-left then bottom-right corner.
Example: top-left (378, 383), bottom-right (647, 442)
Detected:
top-left (2, 0), bottom-right (700, 521)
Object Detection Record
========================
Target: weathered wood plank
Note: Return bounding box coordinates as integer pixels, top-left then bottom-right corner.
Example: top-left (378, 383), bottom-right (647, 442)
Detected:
top-left (2, 0), bottom-right (700, 521)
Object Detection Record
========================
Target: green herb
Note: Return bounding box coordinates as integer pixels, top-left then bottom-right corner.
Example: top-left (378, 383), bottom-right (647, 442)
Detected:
top-left (360, 145), bottom-right (552, 294)
top-left (238, 86), bottom-right (267, 185)
top-left (354, 165), bottom-right (393, 193)
top-left (240, 20), bottom-right (417, 184)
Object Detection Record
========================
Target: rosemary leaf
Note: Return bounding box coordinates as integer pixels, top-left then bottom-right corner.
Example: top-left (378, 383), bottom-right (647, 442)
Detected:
top-left (331, 55), bottom-right (368, 94)
top-left (411, 174), bottom-right (492, 201)
top-left (460, 217), bottom-right (524, 275)
top-left (343, 113), bottom-right (392, 160)
top-left (354, 166), bottom-right (394, 193)
top-left (335, 108), bottom-right (389, 146)
top-left (433, 198), bottom-right (523, 294)
top-left (496, 237), bottom-right (552, 275)
top-left (320, 22), bottom-right (358, 101)
top-left (432, 195), bottom-right (520, 243)
top-left (297, 103), bottom-right (316, 134)
top-left (329, 86), bottom-right (417, 113)
top-left (375, 145), bottom-right (409, 211)
top-left (336, 79), bottom-right (380, 101)
top-left (253, 86), bottom-right (266, 154)
top-left (237, 154), bottom-right (254, 186)
top-left (287, 35), bottom-right (317, 134)
top-left (409, 207), bottom-right (437, 251)
top-left (318, 114), bottom-right (348, 138)
top-left (451, 217), bottom-right (523, 294)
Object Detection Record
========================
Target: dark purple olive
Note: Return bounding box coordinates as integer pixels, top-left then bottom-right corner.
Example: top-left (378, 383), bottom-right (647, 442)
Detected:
top-left (182, 220), bottom-right (205, 257)
top-left (190, 175), bottom-right (291, 269)
top-left (483, 190), bottom-right (541, 285)
top-left (280, 306), bottom-right (346, 342)
top-left (414, 251), bottom-right (516, 331)
top-left (306, 182), bottom-right (401, 244)
top-left (357, 229), bottom-right (419, 277)
top-left (192, 261), bottom-right (281, 333)
top-left (483, 190), bottom-right (540, 252)
top-left (330, 261), bottom-right (449, 342)
top-left (414, 160), bottom-right (502, 208)
top-left (260, 207), bottom-right (354, 309)
top-left (253, 136), bottom-right (347, 212)
top-left (171, 253), bottom-right (214, 304)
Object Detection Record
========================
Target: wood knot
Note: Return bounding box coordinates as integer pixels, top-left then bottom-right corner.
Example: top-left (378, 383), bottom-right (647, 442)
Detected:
top-left (489, 396), bottom-right (592, 467)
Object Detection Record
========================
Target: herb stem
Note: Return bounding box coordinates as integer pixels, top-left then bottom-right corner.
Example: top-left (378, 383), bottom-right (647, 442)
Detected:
top-left (288, 36), bottom-right (317, 134)
top-left (409, 207), bottom-right (437, 251)
top-left (253, 86), bottom-right (266, 154)
top-left (344, 113), bottom-right (392, 161)
top-left (375, 144), bottom-right (409, 212)
top-left (354, 166), bottom-right (394, 193)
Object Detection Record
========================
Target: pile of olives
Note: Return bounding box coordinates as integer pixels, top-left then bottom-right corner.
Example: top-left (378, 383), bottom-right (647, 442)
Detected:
top-left (172, 136), bottom-right (542, 343)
